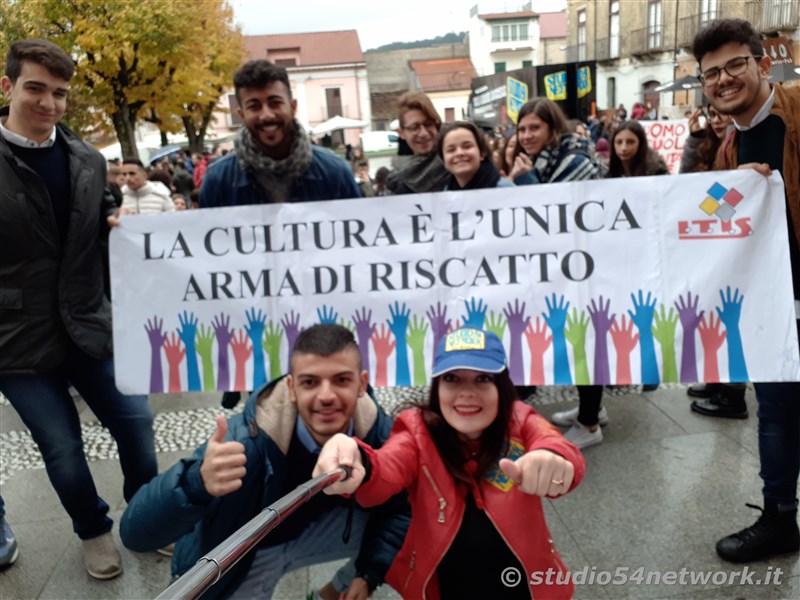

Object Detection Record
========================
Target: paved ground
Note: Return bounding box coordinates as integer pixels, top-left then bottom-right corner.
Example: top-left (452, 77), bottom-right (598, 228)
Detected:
top-left (1, 385), bottom-right (798, 599)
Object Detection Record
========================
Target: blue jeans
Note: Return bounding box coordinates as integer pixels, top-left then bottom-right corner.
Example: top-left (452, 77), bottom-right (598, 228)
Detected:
top-left (753, 319), bottom-right (800, 509)
top-left (229, 506), bottom-right (368, 599)
top-left (0, 345), bottom-right (156, 540)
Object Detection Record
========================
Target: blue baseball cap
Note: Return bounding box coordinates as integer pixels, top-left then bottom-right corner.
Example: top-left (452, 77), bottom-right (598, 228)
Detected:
top-left (431, 328), bottom-right (507, 377)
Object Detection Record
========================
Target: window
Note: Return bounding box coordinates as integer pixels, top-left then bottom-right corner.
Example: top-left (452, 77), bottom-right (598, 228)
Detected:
top-left (445, 107), bottom-right (455, 122)
top-left (700, 0), bottom-right (717, 26)
top-left (607, 77), bottom-right (616, 109)
top-left (494, 62), bottom-right (506, 73)
top-left (578, 10), bottom-right (587, 61)
top-left (490, 19), bottom-right (529, 42)
top-left (648, 0), bottom-right (662, 50)
top-left (609, 1), bottom-right (620, 58)
top-left (522, 60), bottom-right (533, 68)
top-left (325, 88), bottom-right (342, 118)
top-left (228, 94), bottom-right (243, 127)
top-left (274, 58), bottom-right (297, 67)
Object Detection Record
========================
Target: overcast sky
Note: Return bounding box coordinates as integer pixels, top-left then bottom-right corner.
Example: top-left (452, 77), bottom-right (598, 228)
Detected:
top-left (231, 0), bottom-right (566, 51)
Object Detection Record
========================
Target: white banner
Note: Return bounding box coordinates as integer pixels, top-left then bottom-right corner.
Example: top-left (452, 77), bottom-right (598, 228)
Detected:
top-left (642, 119), bottom-right (691, 174)
top-left (110, 170), bottom-right (800, 394)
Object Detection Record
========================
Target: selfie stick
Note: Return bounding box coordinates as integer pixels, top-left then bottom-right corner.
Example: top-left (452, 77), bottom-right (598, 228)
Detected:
top-left (154, 466), bottom-right (353, 600)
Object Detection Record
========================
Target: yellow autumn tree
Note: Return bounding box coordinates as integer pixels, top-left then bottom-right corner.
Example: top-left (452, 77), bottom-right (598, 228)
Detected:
top-left (0, 0), bottom-right (243, 159)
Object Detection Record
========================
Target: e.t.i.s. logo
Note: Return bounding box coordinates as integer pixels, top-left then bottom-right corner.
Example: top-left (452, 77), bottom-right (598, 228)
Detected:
top-left (679, 181), bottom-right (753, 240)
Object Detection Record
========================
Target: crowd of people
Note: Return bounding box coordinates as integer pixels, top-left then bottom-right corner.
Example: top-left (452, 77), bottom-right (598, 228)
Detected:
top-left (0, 15), bottom-right (798, 600)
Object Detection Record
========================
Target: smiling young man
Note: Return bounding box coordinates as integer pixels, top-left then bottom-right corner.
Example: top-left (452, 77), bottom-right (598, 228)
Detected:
top-left (199, 60), bottom-right (359, 207)
top-left (121, 324), bottom-right (409, 600)
top-left (691, 19), bottom-right (800, 563)
top-left (0, 38), bottom-right (157, 580)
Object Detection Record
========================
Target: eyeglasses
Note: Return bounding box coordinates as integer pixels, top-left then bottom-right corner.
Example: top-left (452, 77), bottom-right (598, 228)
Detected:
top-left (698, 55), bottom-right (762, 87)
top-left (402, 120), bottom-right (437, 133)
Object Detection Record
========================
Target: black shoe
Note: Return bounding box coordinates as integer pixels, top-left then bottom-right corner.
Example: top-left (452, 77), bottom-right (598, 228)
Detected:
top-left (716, 504), bottom-right (800, 562)
top-left (690, 389), bottom-right (748, 419)
top-left (687, 383), bottom-right (723, 398)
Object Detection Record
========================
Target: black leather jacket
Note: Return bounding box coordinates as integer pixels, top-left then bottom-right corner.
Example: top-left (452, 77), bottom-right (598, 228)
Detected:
top-left (0, 108), bottom-right (118, 374)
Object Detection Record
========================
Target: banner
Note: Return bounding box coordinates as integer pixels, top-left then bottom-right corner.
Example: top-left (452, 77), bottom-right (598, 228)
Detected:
top-left (642, 119), bottom-right (690, 174)
top-left (110, 171), bottom-right (800, 394)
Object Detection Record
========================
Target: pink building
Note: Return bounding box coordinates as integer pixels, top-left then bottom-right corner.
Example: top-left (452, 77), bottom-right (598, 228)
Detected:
top-left (211, 30), bottom-right (370, 148)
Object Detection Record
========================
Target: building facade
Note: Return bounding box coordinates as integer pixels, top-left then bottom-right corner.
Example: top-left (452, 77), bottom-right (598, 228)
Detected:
top-left (566, 0), bottom-right (799, 115)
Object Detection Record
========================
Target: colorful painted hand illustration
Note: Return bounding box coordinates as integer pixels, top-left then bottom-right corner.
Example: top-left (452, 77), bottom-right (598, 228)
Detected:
top-left (145, 316), bottom-right (167, 393)
top-left (675, 292), bottom-right (704, 383)
top-left (697, 312), bottom-right (726, 382)
top-left (652, 304), bottom-right (679, 383)
top-left (262, 321), bottom-right (284, 381)
top-left (485, 310), bottom-right (507, 342)
top-left (503, 300), bottom-right (530, 385)
top-left (230, 329), bottom-right (253, 391)
top-left (542, 294), bottom-right (572, 385)
top-left (317, 305), bottom-right (339, 324)
top-left (716, 287), bottom-right (749, 381)
top-left (177, 311), bottom-right (201, 391)
top-left (212, 313), bottom-right (233, 391)
top-left (371, 324), bottom-right (396, 387)
top-left (281, 311), bottom-right (303, 367)
top-left (588, 296), bottom-right (615, 386)
top-left (524, 318), bottom-right (551, 385)
top-left (426, 302), bottom-right (451, 367)
top-left (244, 308), bottom-right (267, 390)
top-left (447, 319), bottom-right (463, 334)
top-left (338, 318), bottom-right (355, 334)
top-left (387, 302), bottom-right (411, 386)
top-left (163, 332), bottom-right (185, 393)
top-left (195, 323), bottom-right (216, 391)
top-left (628, 290), bottom-right (659, 385)
top-left (407, 315), bottom-right (429, 386)
top-left (461, 297), bottom-right (487, 330)
top-left (352, 307), bottom-right (375, 376)
top-left (564, 308), bottom-right (590, 385)
top-left (610, 315), bottom-right (639, 385)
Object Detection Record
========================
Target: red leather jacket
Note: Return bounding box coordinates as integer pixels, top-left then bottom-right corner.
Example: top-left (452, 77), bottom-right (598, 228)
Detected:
top-left (356, 402), bottom-right (586, 599)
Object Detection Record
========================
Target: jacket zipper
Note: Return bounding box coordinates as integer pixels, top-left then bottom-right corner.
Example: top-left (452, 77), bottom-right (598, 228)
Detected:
top-left (422, 465), bottom-right (447, 523)
top-left (402, 550), bottom-right (416, 593)
top-left (548, 537), bottom-right (568, 575)
top-left (483, 508), bottom-right (535, 600)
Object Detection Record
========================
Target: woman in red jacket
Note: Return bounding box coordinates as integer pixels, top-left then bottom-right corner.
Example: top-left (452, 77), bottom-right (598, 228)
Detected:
top-left (315, 328), bottom-right (586, 599)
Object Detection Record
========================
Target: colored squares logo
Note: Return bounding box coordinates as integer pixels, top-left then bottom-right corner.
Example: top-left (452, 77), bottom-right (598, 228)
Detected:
top-left (699, 182), bottom-right (745, 222)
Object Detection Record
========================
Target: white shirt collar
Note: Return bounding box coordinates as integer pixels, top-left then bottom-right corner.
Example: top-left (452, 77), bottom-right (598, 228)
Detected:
top-left (0, 117), bottom-right (57, 148)
top-left (733, 87), bottom-right (775, 132)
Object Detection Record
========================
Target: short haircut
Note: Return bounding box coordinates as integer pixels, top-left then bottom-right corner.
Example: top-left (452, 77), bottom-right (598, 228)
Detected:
top-left (290, 324), bottom-right (361, 371)
top-left (692, 19), bottom-right (764, 67)
top-left (5, 38), bottom-right (74, 83)
top-left (437, 121), bottom-right (490, 160)
top-left (233, 60), bottom-right (291, 101)
top-left (122, 158), bottom-right (145, 171)
top-left (517, 98), bottom-right (568, 150)
top-left (354, 158), bottom-right (369, 169)
top-left (397, 91), bottom-right (441, 129)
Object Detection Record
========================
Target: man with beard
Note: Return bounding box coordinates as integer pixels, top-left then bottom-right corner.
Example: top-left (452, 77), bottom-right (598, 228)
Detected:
top-left (692, 18), bottom-right (800, 563)
top-left (200, 60), bottom-right (359, 207)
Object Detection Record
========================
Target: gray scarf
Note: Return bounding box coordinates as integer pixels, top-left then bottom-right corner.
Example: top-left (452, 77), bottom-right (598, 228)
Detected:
top-left (234, 120), bottom-right (312, 202)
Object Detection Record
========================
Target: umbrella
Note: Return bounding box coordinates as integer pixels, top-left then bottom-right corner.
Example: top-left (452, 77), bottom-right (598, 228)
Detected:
top-left (147, 144), bottom-right (184, 165)
top-left (653, 76), bottom-right (702, 93)
top-left (769, 63), bottom-right (800, 83)
top-left (310, 115), bottom-right (369, 136)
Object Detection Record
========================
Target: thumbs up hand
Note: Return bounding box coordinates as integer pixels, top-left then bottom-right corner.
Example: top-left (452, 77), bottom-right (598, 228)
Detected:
top-left (499, 449), bottom-right (574, 497)
top-left (200, 415), bottom-right (247, 496)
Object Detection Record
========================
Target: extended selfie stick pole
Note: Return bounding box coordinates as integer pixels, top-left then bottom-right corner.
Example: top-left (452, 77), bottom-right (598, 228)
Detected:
top-left (154, 466), bottom-right (353, 600)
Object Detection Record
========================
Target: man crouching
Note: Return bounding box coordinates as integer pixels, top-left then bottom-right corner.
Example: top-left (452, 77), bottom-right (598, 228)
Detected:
top-left (121, 324), bottom-right (409, 599)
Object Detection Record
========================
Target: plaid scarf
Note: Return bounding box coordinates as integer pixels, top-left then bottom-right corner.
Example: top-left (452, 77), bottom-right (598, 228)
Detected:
top-left (234, 120), bottom-right (312, 202)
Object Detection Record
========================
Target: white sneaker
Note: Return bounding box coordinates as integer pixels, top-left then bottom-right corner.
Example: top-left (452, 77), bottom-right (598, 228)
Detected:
top-left (564, 422), bottom-right (604, 449)
top-left (551, 405), bottom-right (609, 427)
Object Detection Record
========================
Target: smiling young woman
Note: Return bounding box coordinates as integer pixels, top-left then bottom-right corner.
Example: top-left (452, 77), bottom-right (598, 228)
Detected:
top-left (437, 122), bottom-right (513, 190)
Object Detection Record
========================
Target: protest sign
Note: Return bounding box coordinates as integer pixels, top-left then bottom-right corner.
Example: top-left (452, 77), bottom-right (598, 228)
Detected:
top-left (643, 119), bottom-right (690, 174)
top-left (110, 171), bottom-right (799, 394)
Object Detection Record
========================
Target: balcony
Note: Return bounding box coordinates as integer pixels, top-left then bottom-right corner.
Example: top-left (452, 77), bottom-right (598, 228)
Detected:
top-left (631, 27), bottom-right (666, 56)
top-left (596, 37), bottom-right (620, 62)
top-left (564, 45), bottom-right (587, 63)
top-left (678, 11), bottom-right (718, 48)
top-left (746, 0), bottom-right (800, 32)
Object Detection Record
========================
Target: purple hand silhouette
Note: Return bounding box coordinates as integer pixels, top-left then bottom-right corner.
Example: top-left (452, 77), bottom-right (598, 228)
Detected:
top-left (588, 296), bottom-right (615, 385)
top-left (503, 300), bottom-right (530, 385)
top-left (212, 313), bottom-right (233, 391)
top-left (281, 310), bottom-right (303, 367)
top-left (144, 316), bottom-right (167, 393)
top-left (352, 307), bottom-right (376, 375)
top-left (675, 292), bottom-right (704, 383)
top-left (426, 302), bottom-right (451, 367)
